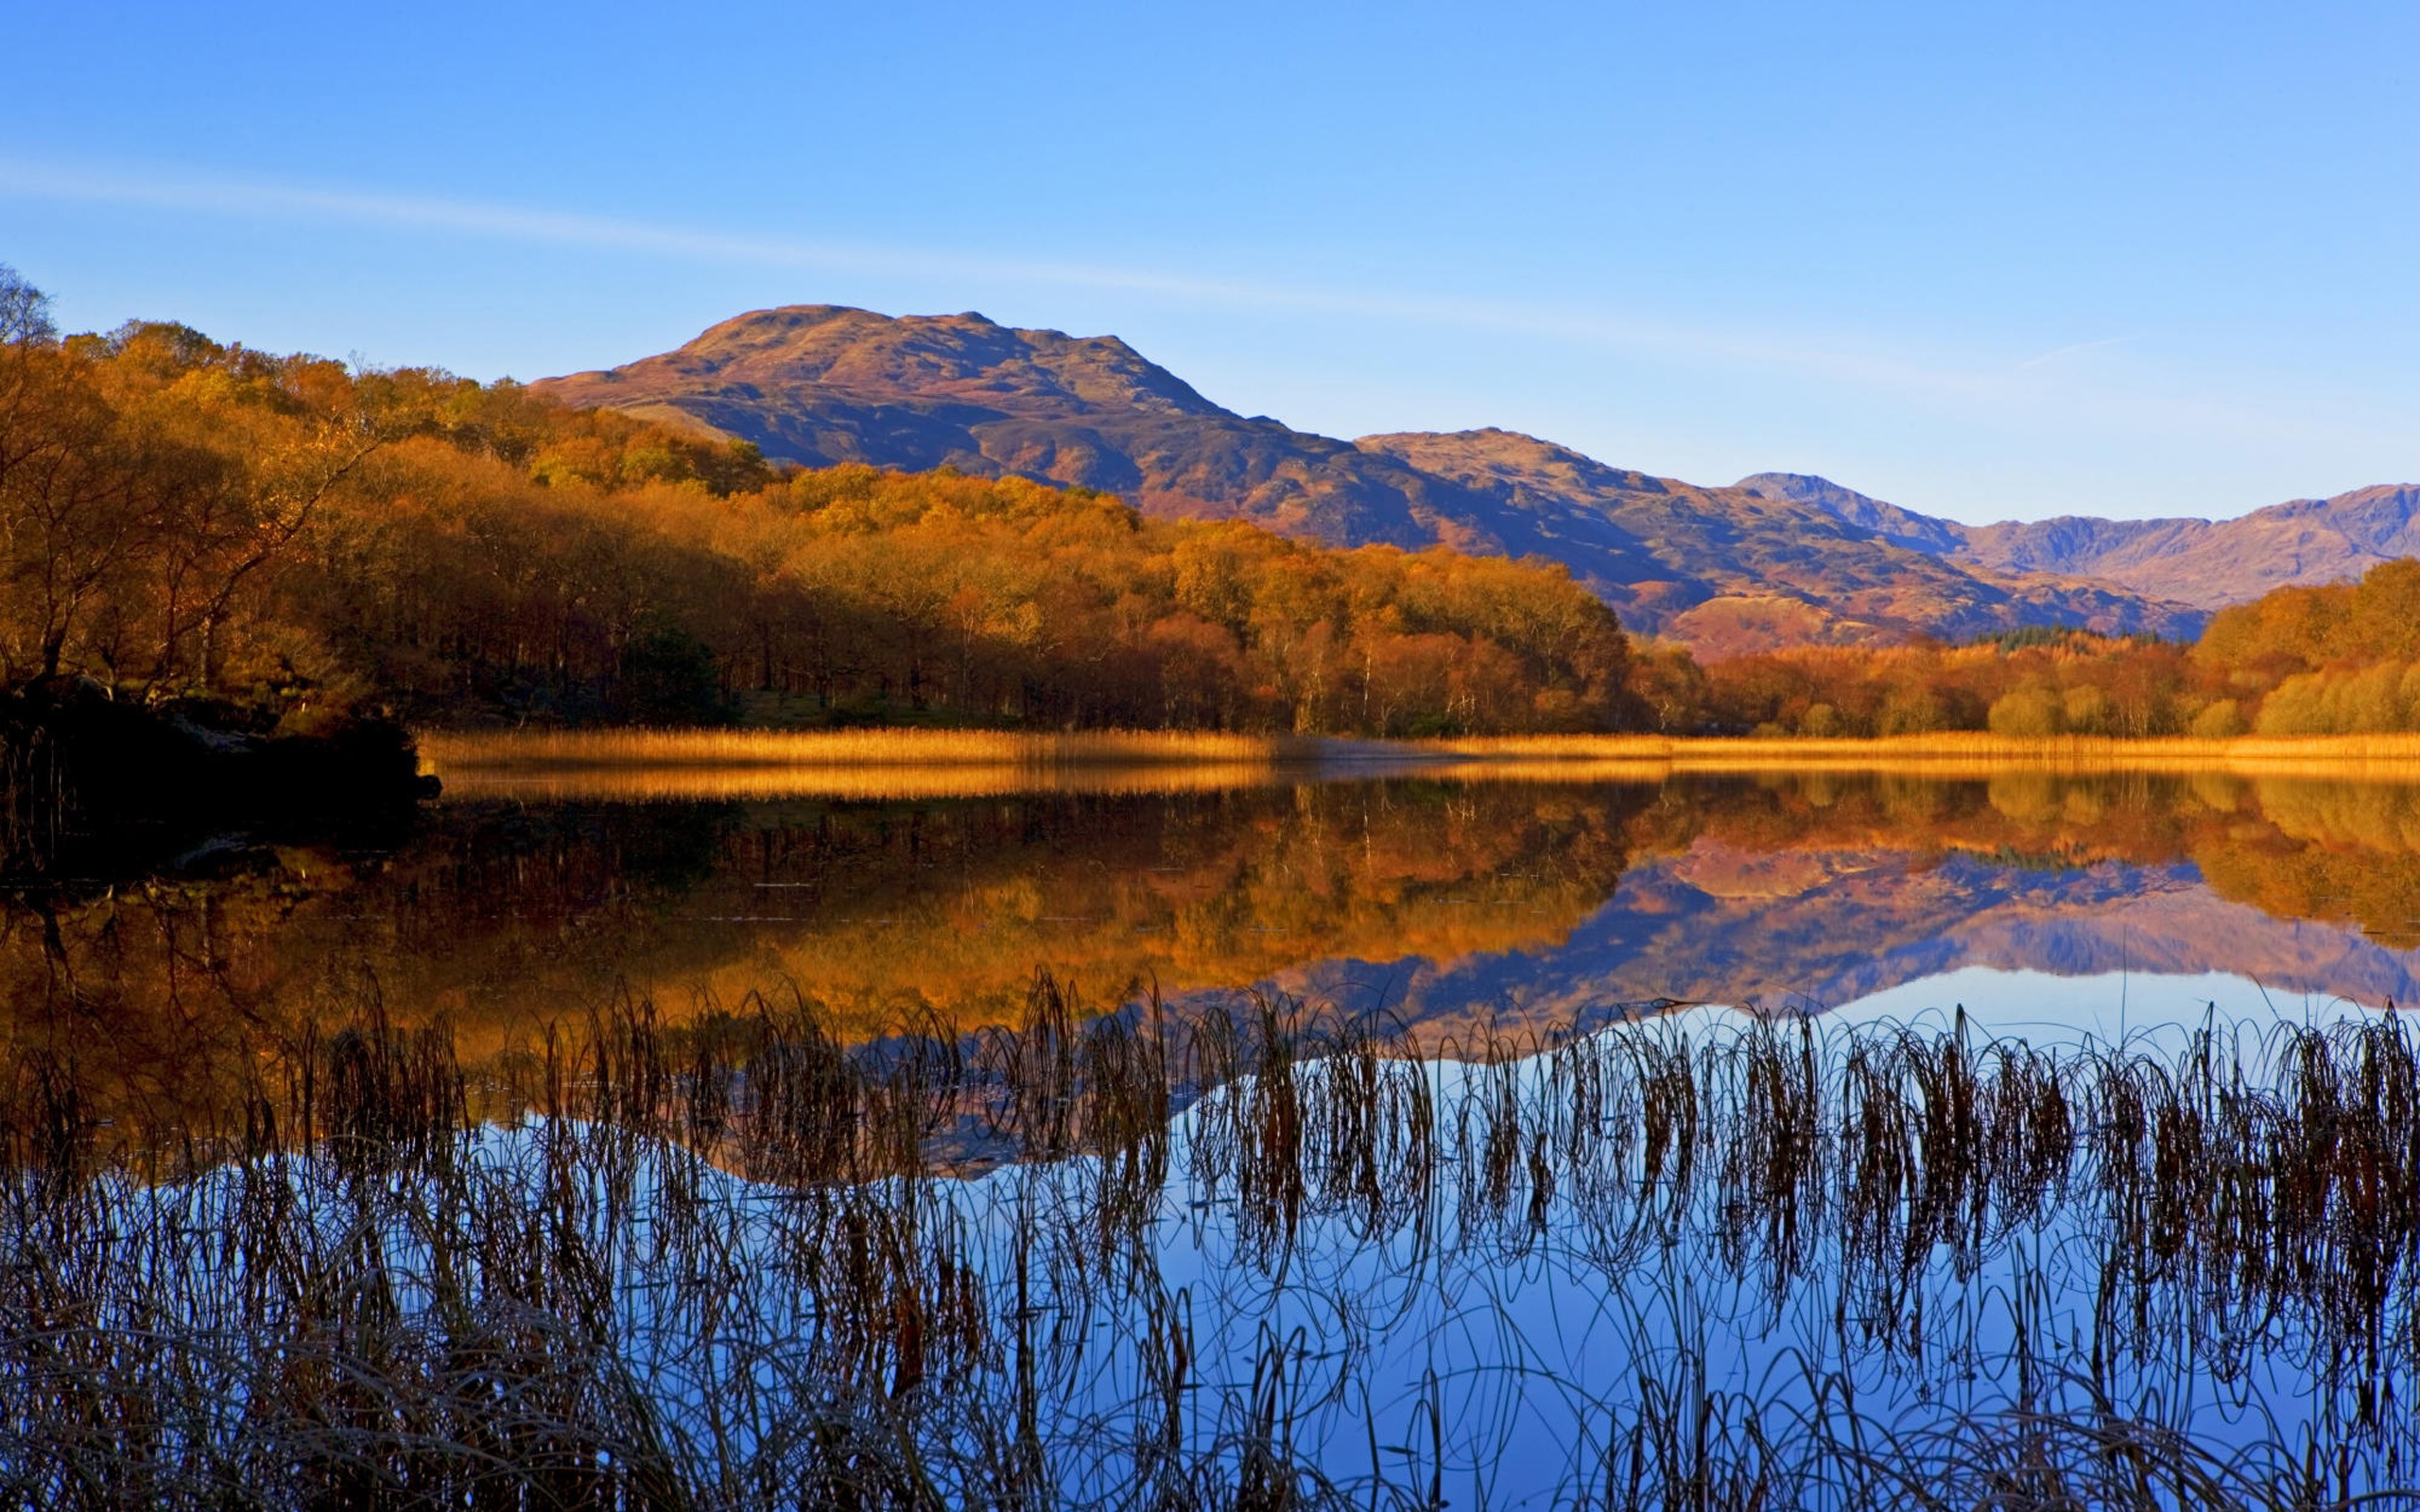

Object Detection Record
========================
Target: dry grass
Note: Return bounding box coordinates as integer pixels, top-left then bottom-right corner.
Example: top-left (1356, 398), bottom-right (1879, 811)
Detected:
top-left (1432, 731), bottom-right (2420, 780)
top-left (422, 727), bottom-right (1308, 772)
top-left (433, 760), bottom-right (1311, 803)
top-left (423, 728), bottom-right (2420, 799)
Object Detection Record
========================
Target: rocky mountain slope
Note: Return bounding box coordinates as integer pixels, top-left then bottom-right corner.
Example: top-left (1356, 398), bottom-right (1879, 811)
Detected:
top-left (536, 305), bottom-right (2403, 652)
top-left (1737, 473), bottom-right (2420, 609)
top-left (535, 304), bottom-right (1468, 544)
top-left (1357, 429), bottom-right (2194, 654)
top-left (1297, 844), bottom-right (2420, 1040)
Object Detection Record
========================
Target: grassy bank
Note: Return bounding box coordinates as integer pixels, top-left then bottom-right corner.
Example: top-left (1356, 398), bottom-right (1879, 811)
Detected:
top-left (418, 728), bottom-right (1438, 799)
top-left (421, 727), bottom-right (1315, 769)
top-left (1435, 730), bottom-right (2420, 779)
top-left (421, 728), bottom-right (2420, 798)
top-left (422, 758), bottom-right (1315, 803)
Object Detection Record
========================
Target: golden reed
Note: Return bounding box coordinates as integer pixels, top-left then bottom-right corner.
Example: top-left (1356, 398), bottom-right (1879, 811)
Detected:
top-left (1432, 730), bottom-right (2420, 780)
top-left (418, 727), bottom-right (2420, 799)
top-left (420, 727), bottom-right (1310, 771)
top-left (428, 760), bottom-right (1310, 803)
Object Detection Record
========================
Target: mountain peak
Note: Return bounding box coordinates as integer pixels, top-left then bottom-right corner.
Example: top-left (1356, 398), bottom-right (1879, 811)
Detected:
top-left (1734, 472), bottom-right (1872, 508)
top-left (531, 303), bottom-right (2399, 652)
top-left (544, 305), bottom-right (1231, 433)
top-left (1358, 428), bottom-right (1669, 496)
top-left (1731, 472), bottom-right (1969, 556)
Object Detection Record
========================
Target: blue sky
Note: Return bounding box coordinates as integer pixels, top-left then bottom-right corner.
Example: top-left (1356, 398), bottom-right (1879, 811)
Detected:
top-left (3, 1), bottom-right (2411, 523)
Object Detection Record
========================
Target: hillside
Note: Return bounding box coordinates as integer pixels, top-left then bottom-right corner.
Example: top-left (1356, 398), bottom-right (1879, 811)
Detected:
top-left (1738, 473), bottom-right (2420, 608)
top-left (535, 306), bottom-right (2208, 654)
top-left (1357, 429), bottom-right (2196, 655)
top-left (0, 304), bottom-right (1646, 741)
top-left (533, 304), bottom-right (1473, 546)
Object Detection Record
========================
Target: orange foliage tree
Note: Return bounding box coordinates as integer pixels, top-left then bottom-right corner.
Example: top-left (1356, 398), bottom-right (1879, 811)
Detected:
top-left (0, 284), bottom-right (1640, 738)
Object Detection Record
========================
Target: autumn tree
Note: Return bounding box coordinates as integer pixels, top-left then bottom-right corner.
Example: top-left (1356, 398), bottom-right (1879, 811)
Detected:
top-left (0, 286), bottom-right (199, 685)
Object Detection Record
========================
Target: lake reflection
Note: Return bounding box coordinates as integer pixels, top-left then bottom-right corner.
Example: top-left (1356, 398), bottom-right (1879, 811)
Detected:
top-left (11, 765), bottom-right (2420, 1504)
top-left (9, 768), bottom-right (2420, 1122)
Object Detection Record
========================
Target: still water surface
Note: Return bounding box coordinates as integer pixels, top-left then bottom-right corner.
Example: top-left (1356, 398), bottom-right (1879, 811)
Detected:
top-left (16, 765), bottom-right (2417, 1078)
top-left (10, 765), bottom-right (2420, 1504)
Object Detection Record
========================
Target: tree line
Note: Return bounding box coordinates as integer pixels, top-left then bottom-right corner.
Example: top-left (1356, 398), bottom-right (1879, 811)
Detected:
top-left (6, 265), bottom-right (2414, 741)
top-left (1667, 558), bottom-right (2420, 739)
top-left (0, 269), bottom-right (1634, 737)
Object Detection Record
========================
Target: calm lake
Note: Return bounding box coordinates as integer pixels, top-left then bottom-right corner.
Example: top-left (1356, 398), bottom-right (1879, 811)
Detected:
top-left (9, 764), bottom-right (2420, 1506)
top-left (23, 765), bottom-right (2418, 1071)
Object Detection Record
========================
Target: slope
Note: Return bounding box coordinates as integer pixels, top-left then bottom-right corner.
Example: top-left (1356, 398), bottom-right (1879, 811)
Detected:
top-left (1359, 430), bottom-right (2198, 654)
top-left (1738, 473), bottom-right (2420, 609)
top-left (535, 306), bottom-right (2206, 652)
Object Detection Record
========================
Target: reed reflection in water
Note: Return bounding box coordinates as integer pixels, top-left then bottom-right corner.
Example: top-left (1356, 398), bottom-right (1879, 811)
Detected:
top-left (3, 978), bottom-right (2415, 1508)
top-left (11, 767), bottom-right (2420, 1151)
top-left (11, 765), bottom-right (2420, 1503)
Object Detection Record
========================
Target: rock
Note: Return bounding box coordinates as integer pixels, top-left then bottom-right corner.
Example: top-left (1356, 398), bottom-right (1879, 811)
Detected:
top-left (0, 679), bottom-right (435, 880)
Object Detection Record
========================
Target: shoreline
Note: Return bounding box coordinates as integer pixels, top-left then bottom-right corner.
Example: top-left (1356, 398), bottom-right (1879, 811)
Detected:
top-left (1433, 731), bottom-right (2420, 778)
top-left (419, 727), bottom-right (2420, 795)
top-left (2, 683), bottom-right (434, 881)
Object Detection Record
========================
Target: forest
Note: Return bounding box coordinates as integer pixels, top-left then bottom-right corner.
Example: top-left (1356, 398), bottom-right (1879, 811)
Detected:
top-left (5, 264), bottom-right (2417, 742)
top-left (1673, 560), bottom-right (2420, 739)
top-left (0, 269), bottom-right (1634, 739)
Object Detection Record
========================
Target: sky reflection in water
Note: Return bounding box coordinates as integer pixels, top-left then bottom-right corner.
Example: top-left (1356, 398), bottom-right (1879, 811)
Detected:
top-left (10, 766), bottom-right (2420, 1078)
top-left (10, 765), bottom-right (2420, 1503)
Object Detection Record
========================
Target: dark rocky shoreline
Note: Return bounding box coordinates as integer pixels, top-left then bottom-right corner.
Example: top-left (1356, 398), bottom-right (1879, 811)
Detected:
top-left (0, 679), bottom-right (437, 882)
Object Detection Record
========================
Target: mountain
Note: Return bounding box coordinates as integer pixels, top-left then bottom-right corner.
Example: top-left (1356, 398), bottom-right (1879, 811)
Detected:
top-left (533, 304), bottom-right (1469, 545)
top-left (535, 306), bottom-right (2241, 653)
top-left (1285, 845), bottom-right (2420, 1042)
top-left (1737, 473), bottom-right (2420, 610)
top-left (1348, 430), bottom-right (2197, 654)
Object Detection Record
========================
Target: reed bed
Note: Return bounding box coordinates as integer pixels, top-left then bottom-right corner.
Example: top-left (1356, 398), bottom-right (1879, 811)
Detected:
top-left (1438, 730), bottom-right (2420, 779)
top-left (5, 977), bottom-right (2418, 1508)
top-left (429, 749), bottom-right (2420, 804)
top-left (422, 727), bottom-right (1319, 773)
top-left (431, 759), bottom-right (1314, 803)
top-left (422, 730), bottom-right (2420, 808)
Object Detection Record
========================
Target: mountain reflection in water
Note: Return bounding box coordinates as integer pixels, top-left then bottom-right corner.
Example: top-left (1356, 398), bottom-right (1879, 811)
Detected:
top-left (7, 768), bottom-right (2420, 1136)
top-left (11, 765), bottom-right (2420, 1505)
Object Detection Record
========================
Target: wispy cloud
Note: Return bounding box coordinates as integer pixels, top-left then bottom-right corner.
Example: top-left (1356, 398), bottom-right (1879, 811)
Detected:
top-left (0, 153), bottom-right (2374, 454)
top-left (2013, 335), bottom-right (2129, 370)
top-left (0, 153), bottom-right (1979, 387)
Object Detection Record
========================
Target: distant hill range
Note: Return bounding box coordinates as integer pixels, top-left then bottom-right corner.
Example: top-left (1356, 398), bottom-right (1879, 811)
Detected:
top-left (534, 306), bottom-right (2414, 655)
top-left (1733, 473), bottom-right (2420, 618)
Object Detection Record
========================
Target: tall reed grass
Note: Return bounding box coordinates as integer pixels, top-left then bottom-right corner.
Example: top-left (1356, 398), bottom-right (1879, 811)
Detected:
top-left (422, 729), bottom-right (2420, 804)
top-left (4, 977), bottom-right (2415, 1507)
top-left (431, 759), bottom-right (1309, 802)
top-left (1439, 730), bottom-right (2420, 778)
top-left (423, 727), bottom-right (1317, 771)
